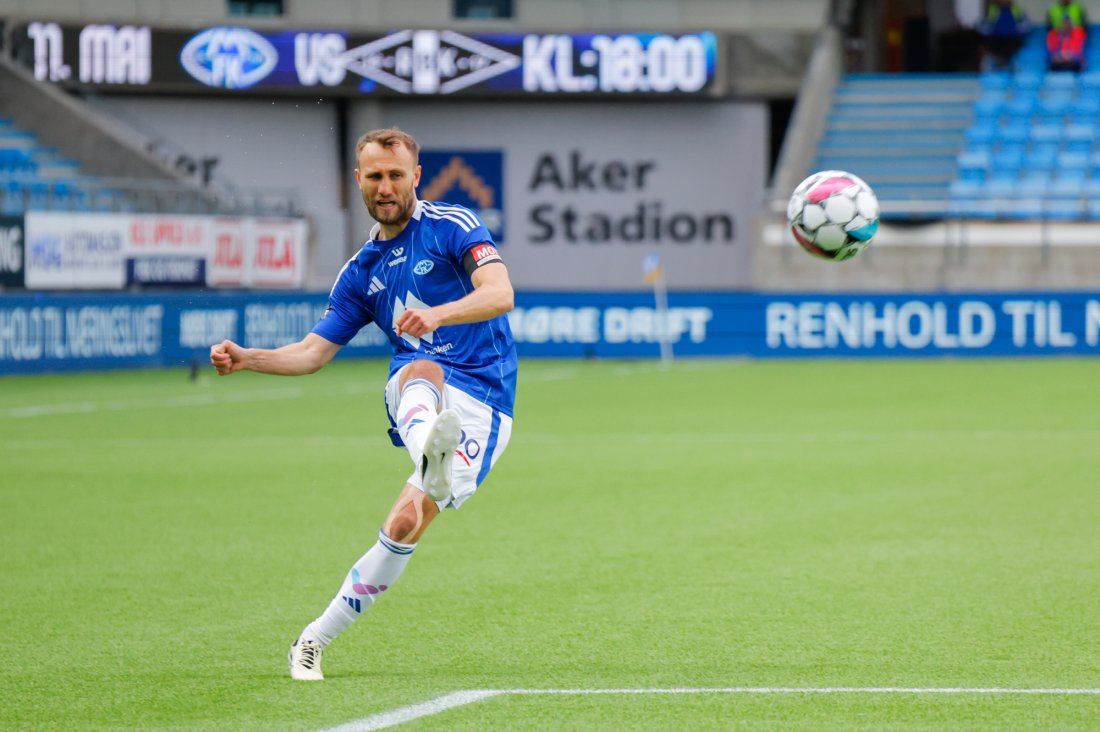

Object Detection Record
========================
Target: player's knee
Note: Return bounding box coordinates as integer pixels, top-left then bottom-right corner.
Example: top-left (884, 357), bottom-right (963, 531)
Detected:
top-left (399, 359), bottom-right (444, 390)
top-left (385, 492), bottom-right (437, 543)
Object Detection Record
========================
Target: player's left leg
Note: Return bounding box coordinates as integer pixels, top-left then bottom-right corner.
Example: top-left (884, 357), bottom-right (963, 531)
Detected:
top-left (290, 485), bottom-right (439, 681)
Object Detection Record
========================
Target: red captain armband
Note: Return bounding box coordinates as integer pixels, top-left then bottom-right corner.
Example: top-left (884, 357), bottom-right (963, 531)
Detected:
top-left (462, 243), bottom-right (504, 275)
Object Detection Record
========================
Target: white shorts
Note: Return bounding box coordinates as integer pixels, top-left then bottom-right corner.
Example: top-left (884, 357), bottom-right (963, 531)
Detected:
top-left (384, 367), bottom-right (514, 510)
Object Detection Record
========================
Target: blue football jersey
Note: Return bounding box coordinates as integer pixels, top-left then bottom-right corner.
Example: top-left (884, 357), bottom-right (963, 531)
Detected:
top-left (312, 200), bottom-right (517, 416)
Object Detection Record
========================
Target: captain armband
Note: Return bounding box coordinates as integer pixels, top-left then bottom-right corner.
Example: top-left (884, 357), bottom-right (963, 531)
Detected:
top-left (462, 243), bottom-right (504, 275)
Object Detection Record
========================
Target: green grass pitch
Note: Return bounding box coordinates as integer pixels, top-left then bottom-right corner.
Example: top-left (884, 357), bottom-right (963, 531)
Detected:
top-left (2, 358), bottom-right (1099, 730)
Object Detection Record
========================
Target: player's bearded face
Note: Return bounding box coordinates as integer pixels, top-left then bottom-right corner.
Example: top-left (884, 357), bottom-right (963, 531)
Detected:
top-left (357, 143), bottom-right (421, 228)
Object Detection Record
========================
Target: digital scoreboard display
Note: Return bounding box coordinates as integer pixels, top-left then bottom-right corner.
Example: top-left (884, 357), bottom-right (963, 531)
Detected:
top-left (12, 22), bottom-right (718, 96)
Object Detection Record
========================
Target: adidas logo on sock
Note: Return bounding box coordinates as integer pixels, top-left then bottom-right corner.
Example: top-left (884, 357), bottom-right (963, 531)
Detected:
top-left (367, 276), bottom-right (386, 295)
top-left (342, 595), bottom-right (362, 613)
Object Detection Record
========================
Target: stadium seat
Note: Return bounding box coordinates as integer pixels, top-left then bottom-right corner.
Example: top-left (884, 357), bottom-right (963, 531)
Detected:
top-left (1, 180), bottom-right (22, 214)
top-left (1049, 176), bottom-right (1084, 198)
top-left (1013, 73), bottom-right (1044, 93)
top-left (1064, 123), bottom-right (1095, 148)
top-left (991, 147), bottom-right (1025, 173)
top-left (958, 148), bottom-right (991, 170)
top-left (1044, 72), bottom-right (1079, 91)
top-left (1079, 70), bottom-right (1100, 93)
top-left (996, 123), bottom-right (1030, 145)
top-left (1018, 170), bottom-right (1051, 188)
top-left (1045, 198), bottom-right (1085, 220)
top-left (1024, 146), bottom-right (1058, 169)
top-left (1037, 96), bottom-right (1072, 120)
top-left (1056, 150), bottom-right (1091, 172)
top-left (965, 124), bottom-right (997, 146)
top-left (980, 73), bottom-right (1012, 91)
top-left (1004, 96), bottom-right (1037, 119)
top-left (1029, 123), bottom-right (1063, 145)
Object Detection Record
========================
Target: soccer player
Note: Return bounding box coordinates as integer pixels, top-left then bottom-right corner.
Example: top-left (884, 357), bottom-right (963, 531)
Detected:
top-left (210, 128), bottom-right (517, 681)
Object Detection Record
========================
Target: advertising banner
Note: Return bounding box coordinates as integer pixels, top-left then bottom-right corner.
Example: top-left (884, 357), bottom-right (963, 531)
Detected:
top-left (13, 22), bottom-right (718, 97)
top-left (1, 291), bottom-right (1098, 375)
top-left (24, 212), bottom-right (128, 289)
top-left (353, 102), bottom-right (764, 290)
top-left (0, 216), bottom-right (25, 288)
top-left (23, 212), bottom-right (307, 290)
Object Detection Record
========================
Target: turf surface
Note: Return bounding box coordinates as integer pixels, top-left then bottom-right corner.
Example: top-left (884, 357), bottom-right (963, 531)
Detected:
top-left (2, 358), bottom-right (1099, 730)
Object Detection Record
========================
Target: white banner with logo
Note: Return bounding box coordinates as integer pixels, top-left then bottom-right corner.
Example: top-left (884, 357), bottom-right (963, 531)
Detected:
top-left (24, 212), bottom-right (308, 290)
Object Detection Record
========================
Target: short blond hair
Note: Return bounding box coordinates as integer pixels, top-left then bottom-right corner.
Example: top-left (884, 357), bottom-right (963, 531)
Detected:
top-left (355, 127), bottom-right (420, 162)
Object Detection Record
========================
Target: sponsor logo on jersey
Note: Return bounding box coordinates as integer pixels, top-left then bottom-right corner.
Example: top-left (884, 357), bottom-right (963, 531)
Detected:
top-left (413, 259), bottom-right (434, 275)
top-left (367, 275), bottom-right (386, 294)
top-left (470, 243), bottom-right (502, 266)
top-left (180, 27), bottom-right (278, 89)
top-left (388, 255), bottom-right (407, 267)
top-left (391, 247), bottom-right (403, 256)
top-left (420, 150), bottom-right (505, 243)
top-left (341, 30), bottom-right (520, 94)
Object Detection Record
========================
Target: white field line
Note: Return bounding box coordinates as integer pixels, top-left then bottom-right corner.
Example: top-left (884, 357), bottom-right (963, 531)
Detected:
top-left (1, 383), bottom-right (377, 419)
top-left (323, 687), bottom-right (1100, 731)
top-left (323, 690), bottom-right (505, 732)
top-left (2, 365), bottom-right (582, 420)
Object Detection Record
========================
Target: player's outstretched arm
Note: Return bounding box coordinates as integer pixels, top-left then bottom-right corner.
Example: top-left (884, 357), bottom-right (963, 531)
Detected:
top-left (395, 263), bottom-right (514, 338)
top-left (210, 333), bottom-right (342, 376)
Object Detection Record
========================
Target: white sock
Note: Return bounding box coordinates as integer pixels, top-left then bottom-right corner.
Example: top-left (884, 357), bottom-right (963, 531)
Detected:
top-left (299, 531), bottom-right (416, 647)
top-left (396, 378), bottom-right (441, 464)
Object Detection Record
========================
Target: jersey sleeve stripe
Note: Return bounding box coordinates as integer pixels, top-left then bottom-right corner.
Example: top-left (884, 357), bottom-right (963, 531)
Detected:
top-left (430, 205), bottom-right (479, 229)
top-left (423, 201), bottom-right (480, 229)
top-left (423, 210), bottom-right (473, 232)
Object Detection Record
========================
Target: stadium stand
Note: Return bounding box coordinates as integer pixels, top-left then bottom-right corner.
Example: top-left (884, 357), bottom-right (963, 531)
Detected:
top-left (949, 27), bottom-right (1100, 221)
top-left (813, 73), bottom-right (979, 220)
top-left (0, 115), bottom-right (105, 214)
top-left (0, 54), bottom-right (294, 218)
top-left (802, 24), bottom-right (1100, 224)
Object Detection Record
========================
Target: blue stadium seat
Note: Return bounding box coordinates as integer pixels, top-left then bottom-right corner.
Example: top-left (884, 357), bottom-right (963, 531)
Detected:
top-left (1045, 198), bottom-right (1085, 220)
top-left (1056, 150), bottom-right (1091, 172)
top-left (1013, 72), bottom-right (1044, 93)
top-left (1004, 96), bottom-right (1037, 119)
top-left (949, 178), bottom-right (983, 199)
top-left (996, 123), bottom-right (1030, 145)
top-left (984, 178), bottom-right (1017, 209)
top-left (1049, 176), bottom-right (1084, 197)
top-left (965, 123), bottom-right (998, 146)
top-left (980, 73), bottom-right (1012, 90)
top-left (1024, 146), bottom-right (1058, 169)
top-left (1064, 124), bottom-right (1095, 152)
top-left (26, 181), bottom-right (50, 210)
top-left (0, 180), bottom-right (22, 214)
top-left (1037, 96), bottom-right (1072, 120)
top-left (1029, 123), bottom-right (1063, 145)
top-left (958, 148), bottom-right (991, 170)
top-left (991, 147), bottom-right (1025, 172)
top-left (1017, 172), bottom-right (1051, 197)
top-left (1043, 72), bottom-right (1079, 91)
top-left (1079, 70), bottom-right (1100, 92)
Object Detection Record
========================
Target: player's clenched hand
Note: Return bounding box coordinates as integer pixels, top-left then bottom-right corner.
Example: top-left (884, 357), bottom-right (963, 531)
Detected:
top-left (210, 340), bottom-right (246, 375)
top-left (394, 308), bottom-right (440, 338)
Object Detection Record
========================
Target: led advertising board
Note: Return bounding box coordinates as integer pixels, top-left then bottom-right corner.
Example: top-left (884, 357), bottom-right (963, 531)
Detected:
top-left (13, 22), bottom-right (718, 96)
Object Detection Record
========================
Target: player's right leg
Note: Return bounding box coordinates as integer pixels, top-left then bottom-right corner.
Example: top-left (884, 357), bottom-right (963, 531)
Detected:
top-left (288, 484), bottom-right (440, 680)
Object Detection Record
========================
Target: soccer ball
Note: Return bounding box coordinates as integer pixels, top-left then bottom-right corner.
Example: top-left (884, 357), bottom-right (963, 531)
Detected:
top-left (787, 171), bottom-right (879, 261)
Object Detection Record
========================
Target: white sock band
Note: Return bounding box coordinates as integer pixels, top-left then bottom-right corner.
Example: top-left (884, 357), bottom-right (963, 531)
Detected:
top-left (397, 378), bottom-right (442, 464)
